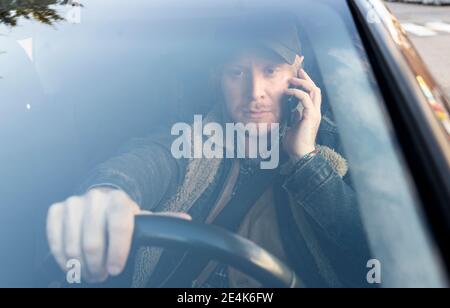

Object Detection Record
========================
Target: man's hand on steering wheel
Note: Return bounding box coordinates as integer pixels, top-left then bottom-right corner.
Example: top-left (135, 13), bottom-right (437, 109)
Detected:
top-left (46, 188), bottom-right (191, 283)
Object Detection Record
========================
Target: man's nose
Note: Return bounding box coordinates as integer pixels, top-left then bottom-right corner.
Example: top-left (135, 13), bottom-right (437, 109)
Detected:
top-left (247, 73), bottom-right (265, 103)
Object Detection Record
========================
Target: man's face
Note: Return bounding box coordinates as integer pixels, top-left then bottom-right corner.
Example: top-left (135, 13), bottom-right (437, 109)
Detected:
top-left (220, 48), bottom-right (297, 134)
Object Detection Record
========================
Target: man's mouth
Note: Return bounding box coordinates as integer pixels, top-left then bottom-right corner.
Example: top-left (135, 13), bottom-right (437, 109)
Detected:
top-left (244, 110), bottom-right (273, 120)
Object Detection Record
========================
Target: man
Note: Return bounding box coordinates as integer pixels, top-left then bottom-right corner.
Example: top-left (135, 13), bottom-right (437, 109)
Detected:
top-left (46, 14), bottom-right (371, 287)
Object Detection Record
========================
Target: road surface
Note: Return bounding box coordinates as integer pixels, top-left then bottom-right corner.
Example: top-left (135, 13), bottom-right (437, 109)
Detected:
top-left (386, 2), bottom-right (450, 98)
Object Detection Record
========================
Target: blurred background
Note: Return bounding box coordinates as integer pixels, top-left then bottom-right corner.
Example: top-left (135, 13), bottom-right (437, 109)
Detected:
top-left (385, 1), bottom-right (450, 98)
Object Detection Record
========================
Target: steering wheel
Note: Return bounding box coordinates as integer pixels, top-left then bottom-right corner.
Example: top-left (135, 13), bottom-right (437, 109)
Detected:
top-left (132, 215), bottom-right (302, 288)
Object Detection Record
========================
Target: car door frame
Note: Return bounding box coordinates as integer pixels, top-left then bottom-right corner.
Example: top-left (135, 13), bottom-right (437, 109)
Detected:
top-left (349, 0), bottom-right (450, 278)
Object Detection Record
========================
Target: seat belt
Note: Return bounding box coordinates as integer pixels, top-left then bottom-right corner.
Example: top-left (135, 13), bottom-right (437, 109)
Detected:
top-left (193, 159), bottom-right (242, 286)
top-left (205, 159), bottom-right (241, 224)
top-left (159, 159), bottom-right (279, 287)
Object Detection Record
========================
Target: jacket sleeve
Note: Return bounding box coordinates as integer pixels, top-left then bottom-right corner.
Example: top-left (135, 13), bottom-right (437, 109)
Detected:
top-left (77, 132), bottom-right (187, 211)
top-left (280, 146), bottom-right (372, 286)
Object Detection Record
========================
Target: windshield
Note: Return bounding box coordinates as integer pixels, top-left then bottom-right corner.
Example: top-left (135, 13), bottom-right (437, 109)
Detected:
top-left (0, 0), bottom-right (446, 288)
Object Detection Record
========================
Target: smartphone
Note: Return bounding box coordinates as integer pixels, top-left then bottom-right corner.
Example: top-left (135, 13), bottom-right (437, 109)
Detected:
top-left (283, 91), bottom-right (300, 127)
top-left (282, 87), bottom-right (305, 128)
top-left (282, 59), bottom-right (306, 129)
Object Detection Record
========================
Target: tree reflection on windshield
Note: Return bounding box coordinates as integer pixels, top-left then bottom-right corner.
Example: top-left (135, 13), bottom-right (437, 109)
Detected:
top-left (0, 0), bottom-right (82, 27)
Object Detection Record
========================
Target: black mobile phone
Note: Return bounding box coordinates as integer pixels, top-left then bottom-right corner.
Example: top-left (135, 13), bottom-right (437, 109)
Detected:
top-left (280, 90), bottom-right (298, 138)
top-left (284, 91), bottom-right (299, 127)
top-left (282, 62), bottom-right (305, 129)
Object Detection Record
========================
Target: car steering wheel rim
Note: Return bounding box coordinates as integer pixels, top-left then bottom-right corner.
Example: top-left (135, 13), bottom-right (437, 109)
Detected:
top-left (133, 215), bottom-right (302, 288)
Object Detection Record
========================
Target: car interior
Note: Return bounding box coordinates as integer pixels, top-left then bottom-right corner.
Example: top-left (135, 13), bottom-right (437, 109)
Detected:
top-left (0, 0), bottom-right (448, 287)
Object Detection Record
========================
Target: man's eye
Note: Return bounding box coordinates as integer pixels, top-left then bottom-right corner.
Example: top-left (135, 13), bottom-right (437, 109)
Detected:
top-left (265, 67), bottom-right (278, 75)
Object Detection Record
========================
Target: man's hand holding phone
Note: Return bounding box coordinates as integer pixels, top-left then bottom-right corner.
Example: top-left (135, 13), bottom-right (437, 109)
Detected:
top-left (282, 56), bottom-right (322, 158)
